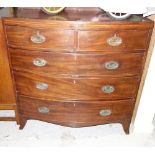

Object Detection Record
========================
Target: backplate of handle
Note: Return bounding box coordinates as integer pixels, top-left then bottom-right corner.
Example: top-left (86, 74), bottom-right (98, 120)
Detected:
top-left (99, 109), bottom-right (112, 116)
top-left (33, 58), bottom-right (47, 67)
top-left (36, 82), bottom-right (48, 90)
top-left (107, 34), bottom-right (122, 46)
top-left (38, 107), bottom-right (49, 113)
top-left (101, 85), bottom-right (115, 93)
top-left (31, 31), bottom-right (46, 44)
top-left (104, 61), bottom-right (119, 70)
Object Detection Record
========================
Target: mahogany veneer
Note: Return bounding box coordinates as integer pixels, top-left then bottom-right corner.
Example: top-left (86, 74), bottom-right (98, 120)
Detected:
top-left (78, 30), bottom-right (150, 51)
top-left (14, 71), bottom-right (140, 101)
top-left (1, 8), bottom-right (154, 134)
top-left (9, 48), bottom-right (145, 77)
top-left (6, 26), bottom-right (75, 51)
top-left (18, 96), bottom-right (134, 132)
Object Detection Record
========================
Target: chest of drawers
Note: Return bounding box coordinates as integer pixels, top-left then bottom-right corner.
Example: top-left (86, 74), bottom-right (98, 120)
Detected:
top-left (2, 8), bottom-right (154, 134)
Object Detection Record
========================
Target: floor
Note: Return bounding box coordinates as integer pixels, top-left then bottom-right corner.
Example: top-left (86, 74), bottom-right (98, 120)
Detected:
top-left (0, 120), bottom-right (155, 147)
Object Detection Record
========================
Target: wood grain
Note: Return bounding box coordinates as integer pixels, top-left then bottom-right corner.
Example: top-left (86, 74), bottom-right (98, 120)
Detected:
top-left (9, 48), bottom-right (145, 77)
top-left (0, 19), bottom-right (19, 123)
top-left (0, 19), bottom-right (16, 105)
top-left (78, 30), bottom-right (150, 51)
top-left (14, 71), bottom-right (140, 101)
top-left (18, 95), bottom-right (134, 127)
top-left (1, 8), bottom-right (154, 133)
top-left (5, 25), bottom-right (75, 51)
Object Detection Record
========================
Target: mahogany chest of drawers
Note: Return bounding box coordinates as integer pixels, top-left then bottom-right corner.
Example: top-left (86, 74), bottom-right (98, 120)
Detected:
top-left (2, 8), bottom-right (154, 134)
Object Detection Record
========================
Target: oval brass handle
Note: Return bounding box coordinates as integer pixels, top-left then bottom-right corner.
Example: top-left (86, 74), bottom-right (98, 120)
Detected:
top-left (99, 109), bottom-right (112, 116)
top-left (101, 85), bottom-right (115, 94)
top-left (36, 82), bottom-right (48, 90)
top-left (38, 107), bottom-right (49, 113)
top-left (105, 61), bottom-right (119, 70)
top-left (33, 58), bottom-right (47, 67)
top-left (31, 31), bottom-right (46, 44)
top-left (107, 34), bottom-right (122, 46)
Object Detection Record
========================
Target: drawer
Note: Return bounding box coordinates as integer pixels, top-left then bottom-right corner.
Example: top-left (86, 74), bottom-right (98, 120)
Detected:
top-left (10, 48), bottom-right (76, 76)
top-left (10, 48), bottom-right (144, 77)
top-left (18, 96), bottom-right (134, 127)
top-left (14, 71), bottom-right (140, 101)
top-left (5, 26), bottom-right (74, 51)
top-left (78, 30), bottom-right (150, 52)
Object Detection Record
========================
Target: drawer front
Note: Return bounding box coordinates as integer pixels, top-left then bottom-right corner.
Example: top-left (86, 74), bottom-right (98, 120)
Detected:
top-left (5, 26), bottom-right (74, 51)
top-left (14, 71), bottom-right (140, 101)
top-left (10, 48), bottom-right (144, 77)
top-left (10, 48), bottom-right (76, 76)
top-left (78, 30), bottom-right (149, 52)
top-left (18, 96), bottom-right (134, 126)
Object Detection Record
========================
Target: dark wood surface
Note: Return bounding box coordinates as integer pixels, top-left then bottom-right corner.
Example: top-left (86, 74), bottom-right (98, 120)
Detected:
top-left (14, 71), bottom-right (140, 101)
top-left (5, 26), bottom-right (151, 52)
top-left (2, 7), bottom-right (153, 32)
top-left (0, 8), bottom-right (149, 21)
top-left (5, 26), bottom-right (75, 51)
top-left (1, 7), bottom-right (154, 134)
top-left (18, 95), bottom-right (134, 127)
top-left (9, 48), bottom-right (145, 77)
top-left (78, 30), bottom-right (150, 51)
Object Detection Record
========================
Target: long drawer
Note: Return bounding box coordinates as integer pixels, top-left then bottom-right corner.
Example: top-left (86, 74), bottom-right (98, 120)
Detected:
top-left (10, 48), bottom-right (145, 77)
top-left (5, 26), bottom-right (150, 52)
top-left (18, 96), bottom-right (134, 127)
top-left (78, 30), bottom-right (150, 52)
top-left (5, 25), bottom-right (75, 51)
top-left (14, 71), bottom-right (140, 101)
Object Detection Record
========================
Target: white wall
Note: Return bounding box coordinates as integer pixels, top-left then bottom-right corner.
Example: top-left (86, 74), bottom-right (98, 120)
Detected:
top-left (133, 47), bottom-right (155, 133)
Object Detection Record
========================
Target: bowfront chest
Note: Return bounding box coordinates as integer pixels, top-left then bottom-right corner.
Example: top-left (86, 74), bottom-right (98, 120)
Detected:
top-left (2, 8), bottom-right (154, 134)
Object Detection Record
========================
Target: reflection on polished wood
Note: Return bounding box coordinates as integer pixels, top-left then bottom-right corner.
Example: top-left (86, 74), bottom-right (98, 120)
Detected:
top-left (0, 8), bottom-right (154, 134)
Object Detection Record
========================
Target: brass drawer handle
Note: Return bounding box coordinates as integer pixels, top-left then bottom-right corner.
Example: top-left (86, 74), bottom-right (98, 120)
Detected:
top-left (38, 107), bottom-right (49, 113)
top-left (101, 85), bottom-right (115, 94)
top-left (36, 82), bottom-right (48, 90)
top-left (31, 31), bottom-right (46, 44)
top-left (105, 61), bottom-right (119, 70)
top-left (33, 58), bottom-right (47, 67)
top-left (99, 109), bottom-right (112, 116)
top-left (107, 34), bottom-right (122, 46)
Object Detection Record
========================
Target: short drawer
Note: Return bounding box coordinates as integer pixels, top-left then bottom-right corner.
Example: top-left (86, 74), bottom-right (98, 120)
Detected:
top-left (18, 96), bottom-right (134, 127)
top-left (14, 71), bottom-right (140, 101)
top-left (78, 30), bottom-right (150, 52)
top-left (5, 26), bottom-right (74, 51)
top-left (10, 48), bottom-right (144, 77)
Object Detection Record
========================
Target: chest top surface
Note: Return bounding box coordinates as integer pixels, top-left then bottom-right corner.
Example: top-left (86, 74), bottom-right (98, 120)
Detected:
top-left (0, 7), bottom-right (153, 28)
